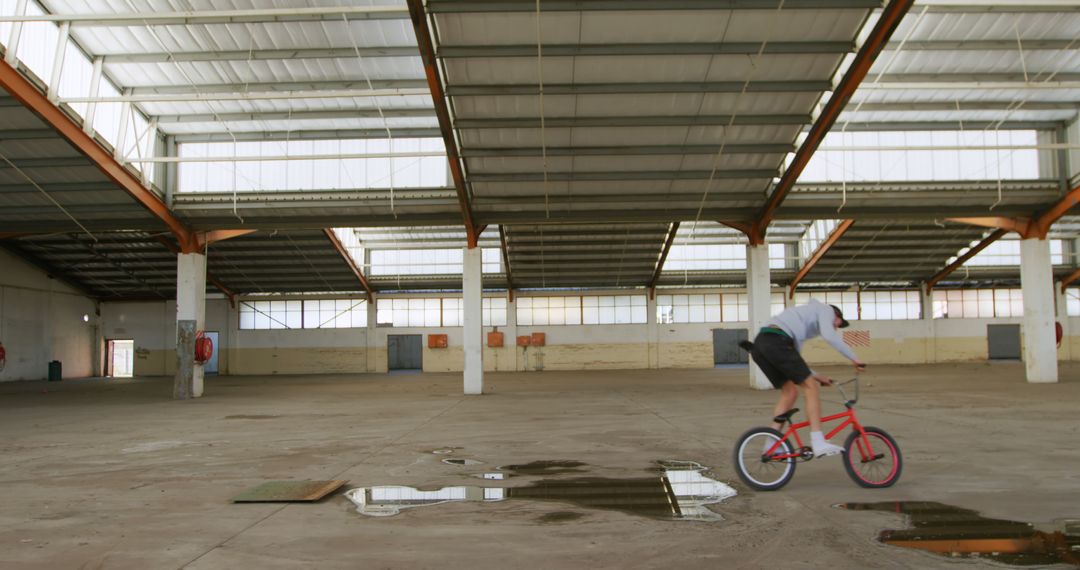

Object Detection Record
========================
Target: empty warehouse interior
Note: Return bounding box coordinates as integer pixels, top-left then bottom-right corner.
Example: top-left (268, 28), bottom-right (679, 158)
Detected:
top-left (2, 1), bottom-right (1080, 568)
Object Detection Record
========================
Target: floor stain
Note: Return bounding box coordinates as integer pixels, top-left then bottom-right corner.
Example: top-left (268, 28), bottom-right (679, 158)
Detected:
top-left (223, 415), bottom-right (280, 420)
top-left (536, 511), bottom-right (586, 524)
top-left (497, 460), bottom-right (587, 476)
top-left (840, 501), bottom-right (1080, 567)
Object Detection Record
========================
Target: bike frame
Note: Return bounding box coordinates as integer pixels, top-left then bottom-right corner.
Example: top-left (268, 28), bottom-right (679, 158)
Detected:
top-left (763, 379), bottom-right (878, 462)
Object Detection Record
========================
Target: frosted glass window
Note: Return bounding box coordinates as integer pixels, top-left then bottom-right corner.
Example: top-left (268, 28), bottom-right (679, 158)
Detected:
top-left (443, 298), bottom-right (462, 326)
top-left (793, 291), bottom-right (858, 320)
top-left (1067, 289), bottom-right (1080, 317)
top-left (482, 248), bottom-right (501, 273)
top-left (800, 130), bottom-right (1040, 183)
top-left (177, 138), bottom-right (448, 193)
top-left (931, 289), bottom-right (1023, 319)
top-left (483, 298), bottom-right (507, 327)
top-left (858, 291), bottom-right (920, 320)
top-left (239, 300), bottom-right (301, 330)
top-left (665, 245), bottom-right (746, 271)
top-left (771, 292), bottom-right (786, 316)
top-left (371, 249), bottom-right (463, 275)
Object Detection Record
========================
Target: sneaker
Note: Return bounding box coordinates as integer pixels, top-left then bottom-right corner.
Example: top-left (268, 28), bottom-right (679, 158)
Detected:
top-left (812, 441), bottom-right (845, 458)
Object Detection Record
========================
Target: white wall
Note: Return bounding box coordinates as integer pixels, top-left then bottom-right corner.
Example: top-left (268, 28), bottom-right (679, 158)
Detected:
top-left (0, 249), bottom-right (97, 381)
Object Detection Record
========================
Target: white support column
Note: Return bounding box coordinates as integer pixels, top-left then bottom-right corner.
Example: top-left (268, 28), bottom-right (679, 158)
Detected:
top-left (463, 247), bottom-right (483, 395)
top-left (46, 22), bottom-right (69, 103)
top-left (746, 244), bottom-right (772, 390)
top-left (83, 57), bottom-right (103, 136)
top-left (175, 252), bottom-right (207, 399)
top-left (647, 293), bottom-right (659, 369)
top-left (4, 0), bottom-right (28, 65)
top-left (1020, 238), bottom-right (1058, 383)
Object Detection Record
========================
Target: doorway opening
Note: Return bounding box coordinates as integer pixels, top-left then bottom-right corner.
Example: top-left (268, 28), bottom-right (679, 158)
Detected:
top-left (388, 334), bottom-right (423, 373)
top-left (107, 339), bottom-right (134, 377)
top-left (713, 329), bottom-right (749, 367)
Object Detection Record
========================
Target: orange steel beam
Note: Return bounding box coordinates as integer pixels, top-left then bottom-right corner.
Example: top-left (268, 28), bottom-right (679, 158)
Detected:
top-left (718, 220), bottom-right (763, 245)
top-left (925, 229), bottom-right (1008, 293)
top-left (648, 221), bottom-right (680, 298)
top-left (1028, 180), bottom-right (1080, 238)
top-left (406, 0), bottom-right (481, 248)
top-left (153, 235), bottom-right (237, 306)
top-left (789, 220), bottom-right (854, 298)
top-left (0, 59), bottom-right (192, 246)
top-left (885, 537), bottom-right (1036, 555)
top-left (753, 0), bottom-right (914, 241)
top-left (498, 225), bottom-right (514, 294)
top-left (323, 229), bottom-right (374, 302)
top-left (946, 181), bottom-right (1080, 240)
top-left (1060, 266), bottom-right (1080, 293)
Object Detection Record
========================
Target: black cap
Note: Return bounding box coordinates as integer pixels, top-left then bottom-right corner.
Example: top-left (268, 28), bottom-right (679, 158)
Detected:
top-left (830, 304), bottom-right (850, 329)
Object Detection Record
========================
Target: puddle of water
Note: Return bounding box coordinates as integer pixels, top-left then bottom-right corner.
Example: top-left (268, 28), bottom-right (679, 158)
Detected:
top-left (537, 511), bottom-right (586, 524)
top-left (442, 458), bottom-right (482, 466)
top-left (840, 502), bottom-right (1080, 567)
top-left (496, 460), bottom-right (587, 476)
top-left (430, 447), bottom-right (461, 455)
top-left (121, 441), bottom-right (193, 453)
top-left (345, 460), bottom-right (735, 521)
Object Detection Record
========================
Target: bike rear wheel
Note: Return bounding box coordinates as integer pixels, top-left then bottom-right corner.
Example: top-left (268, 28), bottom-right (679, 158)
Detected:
top-left (733, 427), bottom-right (797, 491)
top-left (842, 427), bottom-right (902, 488)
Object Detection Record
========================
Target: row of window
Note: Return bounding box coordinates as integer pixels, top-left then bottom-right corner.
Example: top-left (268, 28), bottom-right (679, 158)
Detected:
top-left (370, 248), bottom-right (501, 275)
top-left (178, 139), bottom-right (449, 193)
top-left (238, 287), bottom-right (1080, 330)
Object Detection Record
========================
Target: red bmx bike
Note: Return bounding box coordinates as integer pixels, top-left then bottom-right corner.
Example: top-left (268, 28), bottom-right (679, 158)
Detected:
top-left (733, 377), bottom-right (902, 491)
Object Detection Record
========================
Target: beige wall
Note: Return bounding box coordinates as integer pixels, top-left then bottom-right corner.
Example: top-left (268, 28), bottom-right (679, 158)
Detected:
top-left (94, 294), bottom-right (1080, 377)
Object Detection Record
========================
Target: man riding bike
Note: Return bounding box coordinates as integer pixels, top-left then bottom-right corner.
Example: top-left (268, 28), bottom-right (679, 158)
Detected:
top-left (742, 298), bottom-right (867, 458)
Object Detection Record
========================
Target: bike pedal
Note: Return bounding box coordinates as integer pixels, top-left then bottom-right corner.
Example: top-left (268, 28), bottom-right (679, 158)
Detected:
top-left (861, 453), bottom-right (885, 463)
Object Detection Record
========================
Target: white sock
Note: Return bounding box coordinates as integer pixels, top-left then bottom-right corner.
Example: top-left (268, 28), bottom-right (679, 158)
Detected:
top-left (811, 431), bottom-right (828, 448)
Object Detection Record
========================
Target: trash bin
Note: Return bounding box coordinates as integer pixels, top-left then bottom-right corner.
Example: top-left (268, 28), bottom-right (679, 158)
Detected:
top-left (48, 360), bottom-right (62, 382)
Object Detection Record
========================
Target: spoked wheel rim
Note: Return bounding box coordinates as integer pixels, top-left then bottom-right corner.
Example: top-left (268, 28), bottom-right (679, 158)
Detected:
top-left (737, 432), bottom-right (795, 488)
top-left (847, 432), bottom-right (899, 485)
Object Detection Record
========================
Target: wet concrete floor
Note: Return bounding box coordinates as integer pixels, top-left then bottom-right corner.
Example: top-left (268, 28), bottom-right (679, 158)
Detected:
top-left (0, 362), bottom-right (1078, 568)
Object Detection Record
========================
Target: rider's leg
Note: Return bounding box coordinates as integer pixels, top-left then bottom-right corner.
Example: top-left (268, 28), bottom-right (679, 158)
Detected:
top-left (801, 376), bottom-right (844, 457)
top-left (770, 381), bottom-right (799, 431)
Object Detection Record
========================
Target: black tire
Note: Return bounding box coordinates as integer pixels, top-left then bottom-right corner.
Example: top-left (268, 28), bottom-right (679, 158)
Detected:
top-left (842, 427), bottom-right (902, 488)
top-left (733, 427), bottom-right (797, 491)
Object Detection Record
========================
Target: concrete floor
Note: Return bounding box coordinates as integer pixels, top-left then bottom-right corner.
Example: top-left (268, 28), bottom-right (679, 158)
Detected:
top-left (1, 362), bottom-right (1078, 569)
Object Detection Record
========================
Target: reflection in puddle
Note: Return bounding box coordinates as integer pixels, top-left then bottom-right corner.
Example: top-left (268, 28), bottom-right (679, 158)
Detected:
top-left (496, 460), bottom-right (587, 476)
top-left (345, 460), bottom-right (735, 521)
top-left (841, 502), bottom-right (1080, 567)
top-left (442, 458), bottom-right (482, 466)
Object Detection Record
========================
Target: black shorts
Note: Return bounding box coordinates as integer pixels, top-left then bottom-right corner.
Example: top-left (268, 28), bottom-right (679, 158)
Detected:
top-left (749, 331), bottom-right (813, 389)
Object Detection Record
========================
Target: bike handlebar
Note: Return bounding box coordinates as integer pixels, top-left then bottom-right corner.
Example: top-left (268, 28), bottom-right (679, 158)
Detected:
top-left (835, 375), bottom-right (860, 406)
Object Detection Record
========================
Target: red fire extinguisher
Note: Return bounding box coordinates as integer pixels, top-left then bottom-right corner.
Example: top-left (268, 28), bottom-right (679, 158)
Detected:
top-left (194, 331), bottom-right (214, 364)
top-left (0, 342), bottom-right (6, 371)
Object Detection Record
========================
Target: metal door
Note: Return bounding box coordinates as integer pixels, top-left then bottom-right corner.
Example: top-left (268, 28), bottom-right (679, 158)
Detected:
top-left (987, 324), bottom-right (1021, 360)
top-left (388, 334), bottom-right (423, 370)
top-left (204, 331), bottom-right (220, 374)
top-left (713, 329), bottom-right (749, 365)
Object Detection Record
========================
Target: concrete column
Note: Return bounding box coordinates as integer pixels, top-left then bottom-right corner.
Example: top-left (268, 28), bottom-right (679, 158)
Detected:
top-left (746, 244), bottom-right (772, 390)
top-left (463, 247), bottom-right (483, 394)
top-left (919, 282), bottom-right (934, 320)
top-left (366, 296), bottom-right (378, 373)
top-left (647, 294), bottom-right (659, 369)
top-left (919, 282), bottom-right (937, 363)
top-left (175, 252), bottom-right (207, 399)
top-left (504, 293), bottom-right (517, 373)
top-left (1020, 238), bottom-right (1057, 383)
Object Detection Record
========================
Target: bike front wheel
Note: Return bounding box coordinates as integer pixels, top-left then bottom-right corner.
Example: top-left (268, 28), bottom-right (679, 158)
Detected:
top-left (843, 427), bottom-right (902, 488)
top-left (733, 427), bottom-right (797, 491)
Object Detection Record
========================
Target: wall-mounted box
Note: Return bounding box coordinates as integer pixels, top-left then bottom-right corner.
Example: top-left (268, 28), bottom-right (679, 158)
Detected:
top-left (487, 331), bottom-right (504, 348)
top-left (530, 332), bottom-right (546, 346)
top-left (428, 334), bottom-right (448, 349)
top-left (516, 335), bottom-right (531, 347)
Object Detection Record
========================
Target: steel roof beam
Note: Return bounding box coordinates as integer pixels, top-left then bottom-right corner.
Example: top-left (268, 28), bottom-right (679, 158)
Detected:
top-left (648, 222), bottom-right (680, 297)
top-left (0, 59), bottom-right (192, 245)
top-left (863, 72), bottom-right (1080, 86)
top-left (461, 143), bottom-right (793, 157)
top-left (845, 102), bottom-right (1080, 112)
top-left (407, 0), bottom-right (481, 248)
top-left (887, 39), bottom-right (1080, 51)
top-left (498, 225), bottom-right (514, 295)
top-left (915, 1), bottom-right (1080, 13)
top-left (427, 0), bottom-right (882, 12)
top-left (323, 229), bottom-right (374, 302)
top-left (824, 121), bottom-right (1064, 131)
top-left (1060, 267), bottom-right (1080, 292)
top-left (0, 7), bottom-right (410, 26)
top-left (100, 47), bottom-right (418, 64)
top-left (155, 109), bottom-right (436, 124)
top-left (171, 128), bottom-right (441, 143)
top-left (456, 115), bottom-right (808, 129)
top-left (128, 79), bottom-right (428, 96)
top-left (62, 88), bottom-right (429, 104)
top-left (470, 170), bottom-right (775, 182)
top-left (925, 229), bottom-right (1009, 292)
top-left (755, 0), bottom-right (915, 240)
top-left (447, 81), bottom-right (831, 96)
top-left (440, 42), bottom-right (853, 58)
top-left (788, 220), bottom-right (855, 297)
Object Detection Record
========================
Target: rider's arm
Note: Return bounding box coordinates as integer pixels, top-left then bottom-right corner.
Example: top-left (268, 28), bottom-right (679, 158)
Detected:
top-left (818, 305), bottom-right (859, 362)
